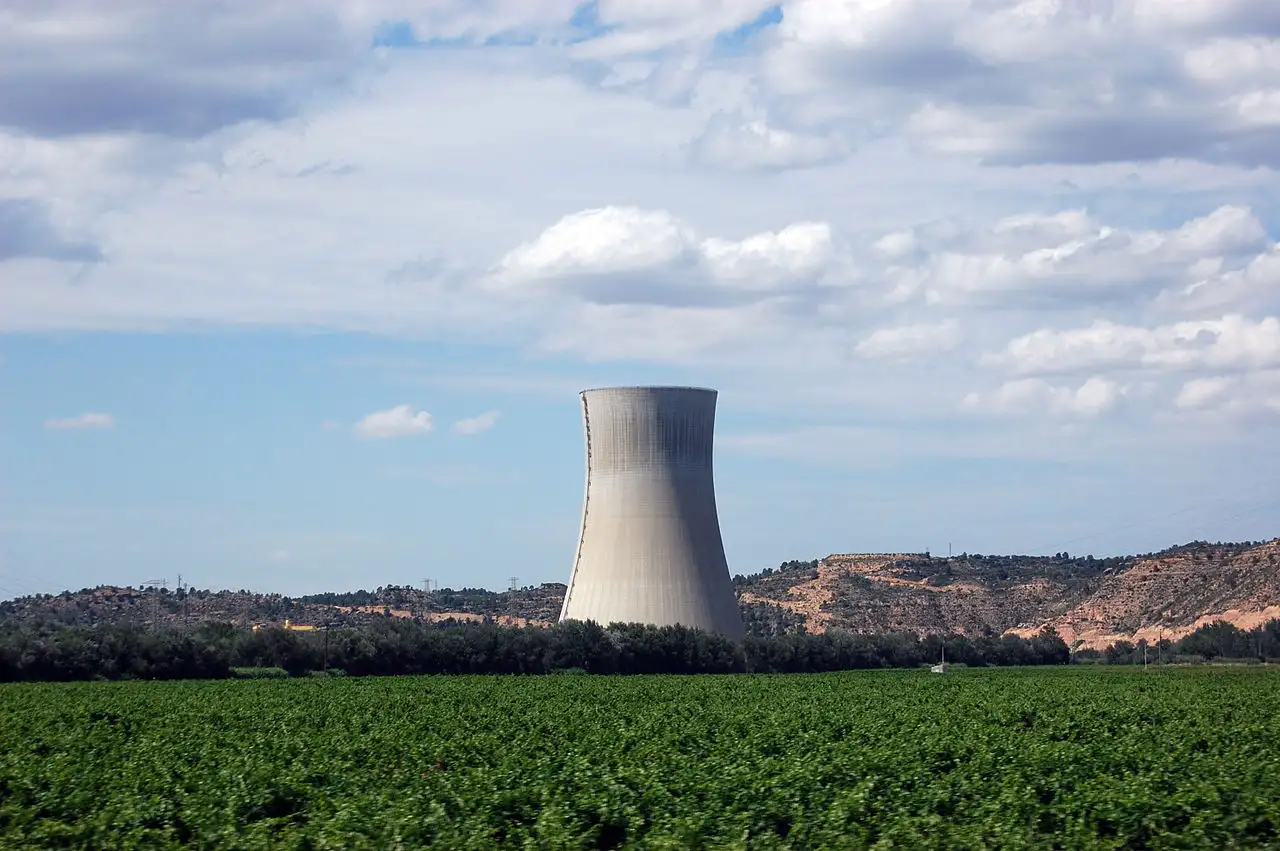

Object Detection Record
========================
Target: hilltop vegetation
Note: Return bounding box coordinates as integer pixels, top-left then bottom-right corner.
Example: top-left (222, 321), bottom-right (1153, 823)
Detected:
top-left (2, 537), bottom-right (1278, 655)
top-left (735, 539), bottom-right (1280, 647)
top-left (0, 583), bottom-right (568, 630)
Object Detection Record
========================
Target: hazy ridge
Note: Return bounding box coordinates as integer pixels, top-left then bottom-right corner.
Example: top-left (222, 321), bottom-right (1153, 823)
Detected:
top-left (3, 538), bottom-right (1277, 651)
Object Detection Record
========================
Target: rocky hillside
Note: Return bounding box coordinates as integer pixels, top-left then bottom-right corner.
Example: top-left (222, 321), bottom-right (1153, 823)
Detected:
top-left (737, 540), bottom-right (1280, 649)
top-left (0, 583), bottom-right (567, 631)
top-left (2, 539), bottom-right (1277, 649)
top-left (1009, 539), bottom-right (1280, 649)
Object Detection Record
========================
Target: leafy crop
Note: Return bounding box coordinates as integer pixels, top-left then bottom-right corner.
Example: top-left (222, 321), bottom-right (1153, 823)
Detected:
top-left (1, 667), bottom-right (1278, 849)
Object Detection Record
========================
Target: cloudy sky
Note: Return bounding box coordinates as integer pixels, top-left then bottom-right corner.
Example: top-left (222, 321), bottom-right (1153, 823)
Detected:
top-left (3, 0), bottom-right (1279, 597)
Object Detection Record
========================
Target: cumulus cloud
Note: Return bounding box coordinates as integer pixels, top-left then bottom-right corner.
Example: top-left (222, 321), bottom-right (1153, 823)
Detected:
top-left (567, 0), bottom-right (782, 61)
top-left (922, 205), bottom-right (1273, 306)
top-left (353, 405), bottom-right (434, 439)
top-left (700, 221), bottom-right (837, 286)
top-left (1156, 244), bottom-right (1280, 314)
top-left (452, 410), bottom-right (500, 435)
top-left (44, 412), bottom-right (114, 430)
top-left (763, 0), bottom-right (1280, 168)
top-left (5, 4), bottom-right (1280, 450)
top-left (962, 377), bottom-right (1124, 419)
top-left (0, 199), bottom-right (101, 263)
top-left (1175, 376), bottom-right (1236, 409)
top-left (0, 2), bottom-right (384, 138)
top-left (495, 207), bottom-right (696, 285)
top-left (688, 113), bottom-right (846, 171)
top-left (986, 315), bottom-right (1280, 376)
top-left (488, 206), bottom-right (846, 305)
top-left (9, 1), bottom-right (1280, 586)
top-left (873, 230), bottom-right (920, 259)
top-left (855, 320), bottom-right (963, 360)
top-left (7, 0), bottom-right (1279, 179)
top-left (1173, 371), bottom-right (1280, 418)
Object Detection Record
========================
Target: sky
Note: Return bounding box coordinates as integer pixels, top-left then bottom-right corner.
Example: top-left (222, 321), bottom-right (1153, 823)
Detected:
top-left (2, 0), bottom-right (1280, 598)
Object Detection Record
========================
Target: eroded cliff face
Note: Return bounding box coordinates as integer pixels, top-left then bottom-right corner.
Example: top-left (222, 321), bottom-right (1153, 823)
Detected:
top-left (738, 540), bottom-right (1280, 649)
top-left (1011, 540), bottom-right (1280, 649)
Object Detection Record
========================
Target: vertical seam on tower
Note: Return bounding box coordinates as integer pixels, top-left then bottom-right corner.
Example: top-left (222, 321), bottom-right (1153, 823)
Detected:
top-left (562, 392), bottom-right (592, 620)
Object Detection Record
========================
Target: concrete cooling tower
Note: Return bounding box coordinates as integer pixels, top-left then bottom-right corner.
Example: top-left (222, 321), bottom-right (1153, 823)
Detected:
top-left (559, 386), bottom-right (745, 640)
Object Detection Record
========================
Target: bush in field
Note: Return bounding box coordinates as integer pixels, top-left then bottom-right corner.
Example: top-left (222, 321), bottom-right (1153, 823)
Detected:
top-left (230, 667), bottom-right (290, 679)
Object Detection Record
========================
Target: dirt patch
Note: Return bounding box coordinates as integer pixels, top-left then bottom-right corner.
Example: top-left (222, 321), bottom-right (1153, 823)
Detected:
top-left (332, 605), bottom-right (551, 628)
top-left (334, 605), bottom-right (414, 619)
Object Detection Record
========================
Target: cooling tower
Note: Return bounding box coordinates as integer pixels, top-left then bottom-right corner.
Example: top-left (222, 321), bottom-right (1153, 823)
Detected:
top-left (560, 386), bottom-right (745, 640)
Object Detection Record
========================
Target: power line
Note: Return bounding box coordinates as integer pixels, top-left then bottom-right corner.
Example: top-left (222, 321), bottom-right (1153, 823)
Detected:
top-left (0, 568), bottom-right (53, 599)
top-left (1020, 485), bottom-right (1280, 558)
top-left (141, 578), bottom-right (166, 628)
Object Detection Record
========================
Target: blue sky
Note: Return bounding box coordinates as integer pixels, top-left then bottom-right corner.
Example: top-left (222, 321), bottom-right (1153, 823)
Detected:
top-left (2, 1), bottom-right (1279, 596)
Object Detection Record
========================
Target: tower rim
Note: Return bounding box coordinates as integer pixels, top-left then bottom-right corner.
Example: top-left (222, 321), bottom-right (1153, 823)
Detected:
top-left (579, 385), bottom-right (717, 395)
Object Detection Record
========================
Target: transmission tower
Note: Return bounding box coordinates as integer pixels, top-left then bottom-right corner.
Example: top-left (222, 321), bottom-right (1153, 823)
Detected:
top-left (417, 578), bottom-right (436, 620)
top-left (142, 578), bottom-right (166, 628)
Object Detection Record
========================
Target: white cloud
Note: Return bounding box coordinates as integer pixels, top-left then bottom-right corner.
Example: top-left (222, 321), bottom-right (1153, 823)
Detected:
top-left (1175, 376), bottom-right (1236, 409)
top-left (986, 315), bottom-right (1280, 376)
top-left (3, 3), bottom-right (1280, 460)
top-left (0, 2), bottom-right (390, 139)
top-left (494, 206), bottom-right (696, 285)
top-left (8, 3), bottom-right (1280, 588)
top-left (688, 113), bottom-right (845, 171)
top-left (873, 230), bottom-right (918, 259)
top-left (1173, 371), bottom-right (1280, 418)
top-left (1184, 38), bottom-right (1280, 86)
top-left (700, 221), bottom-right (836, 286)
top-left (1156, 244), bottom-right (1280, 314)
top-left (962, 377), bottom-right (1124, 419)
top-left (923, 205), bottom-right (1273, 306)
top-left (0, 199), bottom-right (101, 262)
top-left (855, 320), bottom-right (963, 360)
top-left (353, 405), bottom-right (434, 439)
top-left (487, 206), bottom-right (845, 304)
top-left (44, 412), bottom-right (114, 430)
top-left (765, 0), bottom-right (1280, 168)
top-left (452, 410), bottom-right (500, 435)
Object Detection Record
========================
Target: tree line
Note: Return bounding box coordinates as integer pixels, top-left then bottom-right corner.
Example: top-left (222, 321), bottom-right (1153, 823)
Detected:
top-left (3, 617), bottom-right (1273, 682)
top-left (1087, 618), bottom-right (1280, 664)
top-left (0, 619), bottom-right (1070, 681)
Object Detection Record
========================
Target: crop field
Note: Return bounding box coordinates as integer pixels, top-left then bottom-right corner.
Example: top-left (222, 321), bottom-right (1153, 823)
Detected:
top-left (1, 668), bottom-right (1278, 850)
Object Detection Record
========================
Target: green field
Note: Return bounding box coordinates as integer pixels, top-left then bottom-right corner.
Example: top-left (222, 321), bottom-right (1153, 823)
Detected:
top-left (2, 668), bottom-right (1278, 849)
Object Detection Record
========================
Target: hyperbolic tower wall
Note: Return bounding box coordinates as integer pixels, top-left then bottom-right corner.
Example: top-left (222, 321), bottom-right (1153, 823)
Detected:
top-left (559, 386), bottom-right (745, 640)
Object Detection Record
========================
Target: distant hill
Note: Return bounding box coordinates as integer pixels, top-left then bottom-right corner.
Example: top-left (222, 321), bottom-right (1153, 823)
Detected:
top-left (0, 583), bottom-right (567, 632)
top-left (736, 539), bottom-right (1280, 649)
top-left (3, 538), bottom-right (1277, 650)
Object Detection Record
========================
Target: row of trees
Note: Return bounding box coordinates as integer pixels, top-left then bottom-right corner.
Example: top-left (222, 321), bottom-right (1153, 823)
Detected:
top-left (0, 619), bottom-right (1070, 681)
top-left (4, 617), bottom-right (1272, 682)
top-left (1088, 618), bottom-right (1280, 664)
